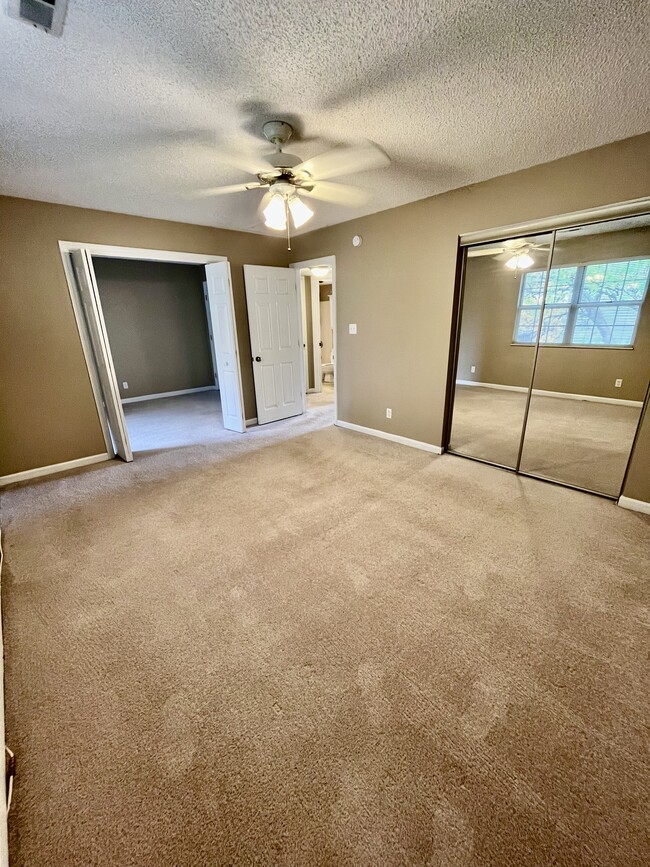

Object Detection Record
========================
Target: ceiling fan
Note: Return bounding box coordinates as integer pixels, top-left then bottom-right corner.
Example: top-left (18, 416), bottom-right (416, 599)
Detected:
top-left (468, 238), bottom-right (548, 270)
top-left (193, 121), bottom-right (390, 247)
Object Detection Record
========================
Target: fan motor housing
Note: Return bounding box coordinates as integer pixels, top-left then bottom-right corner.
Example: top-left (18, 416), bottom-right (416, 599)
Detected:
top-left (262, 120), bottom-right (293, 146)
top-left (264, 151), bottom-right (302, 169)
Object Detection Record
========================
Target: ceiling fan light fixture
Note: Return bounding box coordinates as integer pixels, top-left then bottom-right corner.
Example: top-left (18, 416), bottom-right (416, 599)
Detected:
top-left (263, 193), bottom-right (287, 231)
top-left (311, 265), bottom-right (331, 278)
top-left (505, 251), bottom-right (534, 270)
top-left (288, 196), bottom-right (314, 229)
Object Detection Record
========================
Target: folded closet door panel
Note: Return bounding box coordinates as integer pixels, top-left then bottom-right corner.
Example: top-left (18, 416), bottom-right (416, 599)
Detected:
top-left (70, 250), bottom-right (133, 462)
top-left (449, 233), bottom-right (553, 468)
top-left (519, 215), bottom-right (650, 496)
top-left (205, 262), bottom-right (246, 433)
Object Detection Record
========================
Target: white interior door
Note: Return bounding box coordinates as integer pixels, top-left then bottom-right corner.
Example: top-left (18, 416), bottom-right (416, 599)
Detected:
top-left (203, 281), bottom-right (219, 390)
top-left (244, 265), bottom-right (304, 425)
top-left (70, 250), bottom-right (133, 461)
top-left (205, 262), bottom-right (246, 433)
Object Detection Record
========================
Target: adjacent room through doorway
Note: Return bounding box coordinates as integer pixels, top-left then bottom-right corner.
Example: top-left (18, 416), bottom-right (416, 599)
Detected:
top-left (61, 244), bottom-right (248, 465)
top-left (294, 257), bottom-right (336, 411)
top-left (92, 257), bottom-right (222, 453)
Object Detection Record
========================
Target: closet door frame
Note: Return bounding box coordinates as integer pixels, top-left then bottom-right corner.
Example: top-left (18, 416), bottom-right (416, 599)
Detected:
top-left (445, 197), bottom-right (650, 500)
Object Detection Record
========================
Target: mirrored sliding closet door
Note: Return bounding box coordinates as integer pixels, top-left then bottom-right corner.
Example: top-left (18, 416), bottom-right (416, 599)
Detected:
top-left (519, 215), bottom-right (650, 496)
top-left (448, 233), bottom-right (553, 468)
top-left (449, 213), bottom-right (650, 498)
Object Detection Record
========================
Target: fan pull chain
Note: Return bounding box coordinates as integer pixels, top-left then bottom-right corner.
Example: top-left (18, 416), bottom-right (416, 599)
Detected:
top-left (285, 198), bottom-right (291, 251)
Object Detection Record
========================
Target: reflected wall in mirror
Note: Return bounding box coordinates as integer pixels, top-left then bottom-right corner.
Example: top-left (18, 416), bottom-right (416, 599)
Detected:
top-left (449, 233), bottom-right (553, 467)
top-left (519, 215), bottom-right (650, 496)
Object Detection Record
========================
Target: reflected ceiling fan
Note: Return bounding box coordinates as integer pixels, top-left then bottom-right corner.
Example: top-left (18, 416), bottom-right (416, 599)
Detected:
top-left (468, 238), bottom-right (547, 270)
top-left (193, 121), bottom-right (390, 247)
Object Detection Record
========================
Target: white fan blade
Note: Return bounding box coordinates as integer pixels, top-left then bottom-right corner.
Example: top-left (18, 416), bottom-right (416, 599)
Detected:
top-left (293, 141), bottom-right (390, 181)
top-left (300, 181), bottom-right (368, 207)
top-left (209, 145), bottom-right (269, 176)
top-left (467, 247), bottom-right (508, 257)
top-left (190, 182), bottom-right (265, 199)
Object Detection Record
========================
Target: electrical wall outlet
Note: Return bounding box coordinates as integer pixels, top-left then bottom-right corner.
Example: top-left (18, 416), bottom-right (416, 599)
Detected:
top-left (349, 323), bottom-right (357, 334)
top-left (615, 378), bottom-right (623, 388)
top-left (386, 408), bottom-right (392, 419)
top-left (122, 381), bottom-right (129, 389)
top-left (470, 365), bottom-right (476, 373)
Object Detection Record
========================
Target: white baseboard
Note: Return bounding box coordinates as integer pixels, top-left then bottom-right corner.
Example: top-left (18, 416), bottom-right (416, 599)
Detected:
top-left (456, 380), bottom-right (643, 408)
top-left (618, 496), bottom-right (650, 515)
top-left (335, 420), bottom-right (443, 454)
top-left (457, 380), bottom-right (528, 393)
top-left (246, 418), bottom-right (258, 427)
top-left (121, 386), bottom-right (217, 404)
top-left (0, 453), bottom-right (111, 487)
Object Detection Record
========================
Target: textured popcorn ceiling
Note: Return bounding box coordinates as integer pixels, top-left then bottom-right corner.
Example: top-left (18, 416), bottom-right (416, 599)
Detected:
top-left (0, 0), bottom-right (648, 235)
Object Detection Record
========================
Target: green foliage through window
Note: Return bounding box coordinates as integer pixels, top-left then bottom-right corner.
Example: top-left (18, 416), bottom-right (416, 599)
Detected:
top-left (514, 258), bottom-right (649, 346)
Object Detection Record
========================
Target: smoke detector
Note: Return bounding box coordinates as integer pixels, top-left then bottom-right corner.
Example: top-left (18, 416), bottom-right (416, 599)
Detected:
top-left (6, 0), bottom-right (69, 36)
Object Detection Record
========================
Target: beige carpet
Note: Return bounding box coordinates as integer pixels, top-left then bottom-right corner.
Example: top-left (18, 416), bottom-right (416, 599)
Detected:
top-left (123, 386), bottom-right (335, 452)
top-left (450, 385), bottom-right (642, 495)
top-left (1, 395), bottom-right (649, 866)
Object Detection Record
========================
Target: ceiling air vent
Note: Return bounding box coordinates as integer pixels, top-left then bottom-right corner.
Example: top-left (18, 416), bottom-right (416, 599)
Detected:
top-left (6, 0), bottom-right (69, 36)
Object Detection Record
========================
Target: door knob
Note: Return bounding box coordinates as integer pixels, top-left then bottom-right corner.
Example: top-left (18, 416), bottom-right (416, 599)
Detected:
top-left (255, 356), bottom-right (261, 362)
top-left (319, 341), bottom-right (323, 348)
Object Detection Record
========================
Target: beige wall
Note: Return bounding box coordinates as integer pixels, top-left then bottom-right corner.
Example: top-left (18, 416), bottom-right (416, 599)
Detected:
top-left (2, 135), bottom-right (649, 502)
top-left (458, 227), bottom-right (650, 401)
top-left (94, 258), bottom-right (213, 400)
top-left (625, 402), bottom-right (650, 502)
top-left (291, 133), bottom-right (650, 502)
top-left (0, 197), bottom-right (285, 476)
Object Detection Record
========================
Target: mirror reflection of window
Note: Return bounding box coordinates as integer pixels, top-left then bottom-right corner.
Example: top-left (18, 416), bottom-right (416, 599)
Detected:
top-left (449, 213), bottom-right (650, 498)
top-left (514, 258), bottom-right (649, 346)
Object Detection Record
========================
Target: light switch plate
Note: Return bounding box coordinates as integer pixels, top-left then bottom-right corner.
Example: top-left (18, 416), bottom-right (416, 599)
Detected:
top-left (349, 323), bottom-right (357, 334)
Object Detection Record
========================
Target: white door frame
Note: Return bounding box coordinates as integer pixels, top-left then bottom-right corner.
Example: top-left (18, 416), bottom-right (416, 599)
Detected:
top-left (58, 241), bottom-right (228, 457)
top-left (298, 271), bottom-right (323, 395)
top-left (299, 272), bottom-right (310, 394)
top-left (291, 255), bottom-right (337, 419)
top-left (309, 274), bottom-right (322, 393)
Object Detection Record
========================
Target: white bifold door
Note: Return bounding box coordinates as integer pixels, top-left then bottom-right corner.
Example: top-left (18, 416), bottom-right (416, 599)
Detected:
top-left (68, 256), bottom-right (246, 465)
top-left (204, 262), bottom-right (246, 432)
top-left (244, 265), bottom-right (304, 424)
top-left (70, 249), bottom-right (133, 461)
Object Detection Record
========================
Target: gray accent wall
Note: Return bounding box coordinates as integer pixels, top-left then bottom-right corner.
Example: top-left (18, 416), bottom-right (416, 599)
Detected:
top-left (94, 258), bottom-right (213, 400)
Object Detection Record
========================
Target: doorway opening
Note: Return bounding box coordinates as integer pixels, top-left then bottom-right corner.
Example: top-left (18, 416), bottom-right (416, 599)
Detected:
top-left (95, 257), bottom-right (222, 452)
top-left (446, 210), bottom-right (650, 499)
top-left (291, 256), bottom-right (337, 416)
top-left (60, 243), bottom-right (246, 463)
